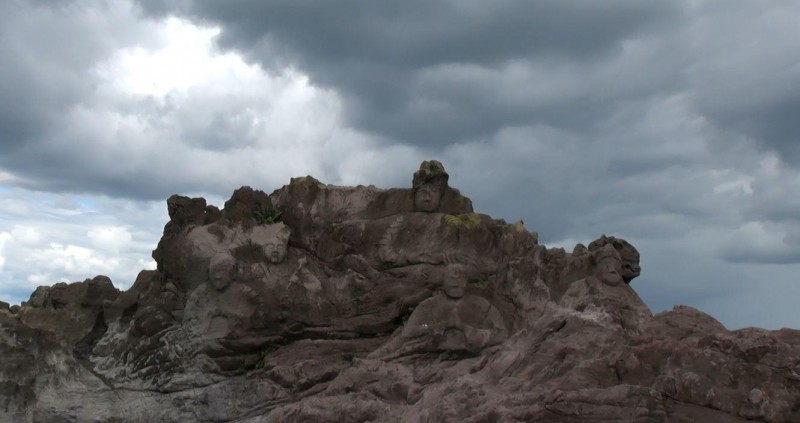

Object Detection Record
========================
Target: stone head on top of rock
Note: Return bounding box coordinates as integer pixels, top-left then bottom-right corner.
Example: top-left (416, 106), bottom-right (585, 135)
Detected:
top-left (412, 160), bottom-right (449, 212)
top-left (593, 244), bottom-right (624, 287)
top-left (588, 235), bottom-right (641, 284)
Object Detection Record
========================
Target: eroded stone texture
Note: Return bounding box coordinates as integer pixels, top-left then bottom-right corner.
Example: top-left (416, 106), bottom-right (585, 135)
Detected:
top-left (589, 234), bottom-right (642, 284)
top-left (1, 161), bottom-right (799, 423)
top-left (370, 263), bottom-right (507, 359)
top-left (559, 244), bottom-right (652, 331)
top-left (18, 275), bottom-right (119, 352)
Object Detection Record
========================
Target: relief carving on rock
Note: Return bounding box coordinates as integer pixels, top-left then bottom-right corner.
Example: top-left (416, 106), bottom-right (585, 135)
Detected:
top-left (559, 244), bottom-right (652, 330)
top-left (372, 263), bottom-right (507, 359)
top-left (412, 160), bottom-right (449, 213)
top-left (6, 161), bottom-right (798, 423)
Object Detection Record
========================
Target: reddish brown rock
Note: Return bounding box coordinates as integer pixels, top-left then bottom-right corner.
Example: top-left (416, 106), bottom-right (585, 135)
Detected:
top-left (1, 161), bottom-right (798, 422)
top-left (18, 275), bottom-right (119, 351)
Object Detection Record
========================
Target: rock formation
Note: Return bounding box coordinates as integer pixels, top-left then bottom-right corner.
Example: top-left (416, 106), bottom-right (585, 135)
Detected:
top-left (1, 160), bottom-right (799, 422)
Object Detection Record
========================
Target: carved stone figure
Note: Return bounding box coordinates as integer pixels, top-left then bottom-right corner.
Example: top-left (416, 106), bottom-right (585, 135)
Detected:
top-left (184, 277), bottom-right (259, 343)
top-left (209, 252), bottom-right (236, 291)
top-left (588, 235), bottom-right (641, 284)
top-left (414, 184), bottom-right (441, 212)
top-left (183, 251), bottom-right (258, 342)
top-left (560, 244), bottom-right (652, 329)
top-left (594, 244), bottom-right (624, 287)
top-left (412, 160), bottom-right (449, 212)
top-left (377, 264), bottom-right (507, 357)
top-left (248, 224), bottom-right (290, 264)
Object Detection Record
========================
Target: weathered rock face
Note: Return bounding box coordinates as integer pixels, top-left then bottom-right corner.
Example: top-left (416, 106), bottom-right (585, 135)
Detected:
top-left (1, 161), bottom-right (798, 422)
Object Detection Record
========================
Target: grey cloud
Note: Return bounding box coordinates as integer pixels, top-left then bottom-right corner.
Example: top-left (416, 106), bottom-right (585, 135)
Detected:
top-left (720, 222), bottom-right (800, 265)
top-left (696, 80), bottom-right (800, 167)
top-left (0, 2), bottom-right (161, 195)
top-left (144, 1), bottom-right (678, 65)
top-left (3, 0), bottom-right (800, 330)
top-left (435, 109), bottom-right (728, 245)
top-left (684, 2), bottom-right (800, 166)
top-left (722, 247), bottom-right (800, 266)
top-left (0, 1), bottom-right (346, 200)
top-left (137, 0), bottom-right (683, 146)
top-left (140, 0), bottom-right (800, 173)
top-left (747, 181), bottom-right (800, 224)
top-left (720, 96), bottom-right (800, 165)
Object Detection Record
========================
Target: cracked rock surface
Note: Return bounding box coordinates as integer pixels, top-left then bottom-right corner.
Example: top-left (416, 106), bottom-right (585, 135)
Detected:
top-left (1, 161), bottom-right (799, 422)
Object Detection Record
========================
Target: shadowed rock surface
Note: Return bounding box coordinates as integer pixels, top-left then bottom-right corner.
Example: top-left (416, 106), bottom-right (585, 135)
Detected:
top-left (1, 160), bottom-right (798, 422)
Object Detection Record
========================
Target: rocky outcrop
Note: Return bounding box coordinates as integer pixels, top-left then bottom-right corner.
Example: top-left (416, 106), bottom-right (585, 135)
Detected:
top-left (1, 161), bottom-right (798, 422)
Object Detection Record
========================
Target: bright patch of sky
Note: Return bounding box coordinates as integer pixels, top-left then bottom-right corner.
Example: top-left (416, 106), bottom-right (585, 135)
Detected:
top-left (97, 17), bottom-right (262, 98)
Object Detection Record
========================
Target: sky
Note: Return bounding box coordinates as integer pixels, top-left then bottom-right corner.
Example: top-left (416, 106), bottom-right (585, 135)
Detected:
top-left (1, 0), bottom-right (799, 330)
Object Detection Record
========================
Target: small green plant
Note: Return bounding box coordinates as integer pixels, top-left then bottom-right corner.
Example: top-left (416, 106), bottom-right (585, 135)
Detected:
top-left (432, 288), bottom-right (444, 297)
top-left (443, 213), bottom-right (482, 234)
top-left (253, 207), bottom-right (282, 224)
top-left (254, 344), bottom-right (279, 369)
top-left (469, 277), bottom-right (488, 289)
top-left (400, 306), bottom-right (416, 326)
top-left (233, 240), bottom-right (265, 263)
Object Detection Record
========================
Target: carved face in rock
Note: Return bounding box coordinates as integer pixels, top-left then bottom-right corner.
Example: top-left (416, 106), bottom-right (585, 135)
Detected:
top-left (443, 264), bottom-right (468, 299)
top-left (414, 184), bottom-right (443, 212)
top-left (209, 253), bottom-right (236, 291)
top-left (595, 255), bottom-right (624, 287)
top-left (264, 241), bottom-right (287, 264)
top-left (588, 236), bottom-right (641, 284)
top-left (249, 223), bottom-right (290, 264)
top-left (616, 243), bottom-right (641, 283)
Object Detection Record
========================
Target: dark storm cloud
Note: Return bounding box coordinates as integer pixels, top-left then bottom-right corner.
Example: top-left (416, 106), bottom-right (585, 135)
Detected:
top-left (138, 0), bottom-right (684, 146)
top-left (682, 1), bottom-right (800, 167)
top-left (710, 96), bottom-right (800, 166)
top-left (722, 247), bottom-right (800, 266)
top-left (0, 1), bottom-right (347, 201)
top-left (0, 1), bottom-right (163, 196)
top-left (0, 10), bottom-right (92, 152)
top-left (139, 0), bottom-right (800, 171)
top-left (2, 0), bottom-right (800, 329)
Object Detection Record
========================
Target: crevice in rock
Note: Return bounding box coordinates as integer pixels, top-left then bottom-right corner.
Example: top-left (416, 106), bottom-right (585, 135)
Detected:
top-left (74, 310), bottom-right (108, 360)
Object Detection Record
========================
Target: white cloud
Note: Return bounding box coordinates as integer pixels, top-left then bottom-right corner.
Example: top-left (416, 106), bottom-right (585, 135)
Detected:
top-left (10, 225), bottom-right (41, 245)
top-left (31, 12), bottom-right (351, 200)
top-left (28, 273), bottom-right (57, 285)
top-left (0, 197), bottom-right (28, 215)
top-left (0, 231), bottom-right (10, 269)
top-left (88, 226), bottom-right (133, 253)
top-left (27, 243), bottom-right (118, 276)
top-left (0, 171), bottom-right (16, 183)
top-left (0, 189), bottom-right (166, 303)
top-left (137, 258), bottom-right (157, 271)
top-left (97, 17), bottom-right (238, 97)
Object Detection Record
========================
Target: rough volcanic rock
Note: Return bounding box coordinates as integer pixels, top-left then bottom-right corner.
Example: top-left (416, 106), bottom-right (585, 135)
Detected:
top-left (19, 275), bottom-right (119, 352)
top-left (1, 161), bottom-right (798, 422)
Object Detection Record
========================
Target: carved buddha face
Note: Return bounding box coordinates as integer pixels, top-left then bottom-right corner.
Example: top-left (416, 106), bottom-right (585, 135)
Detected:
top-left (443, 264), bottom-right (467, 299)
top-left (414, 184), bottom-right (443, 212)
top-left (596, 256), bottom-right (624, 287)
top-left (249, 224), bottom-right (290, 264)
top-left (264, 241), bottom-right (287, 264)
top-left (209, 253), bottom-right (236, 291)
